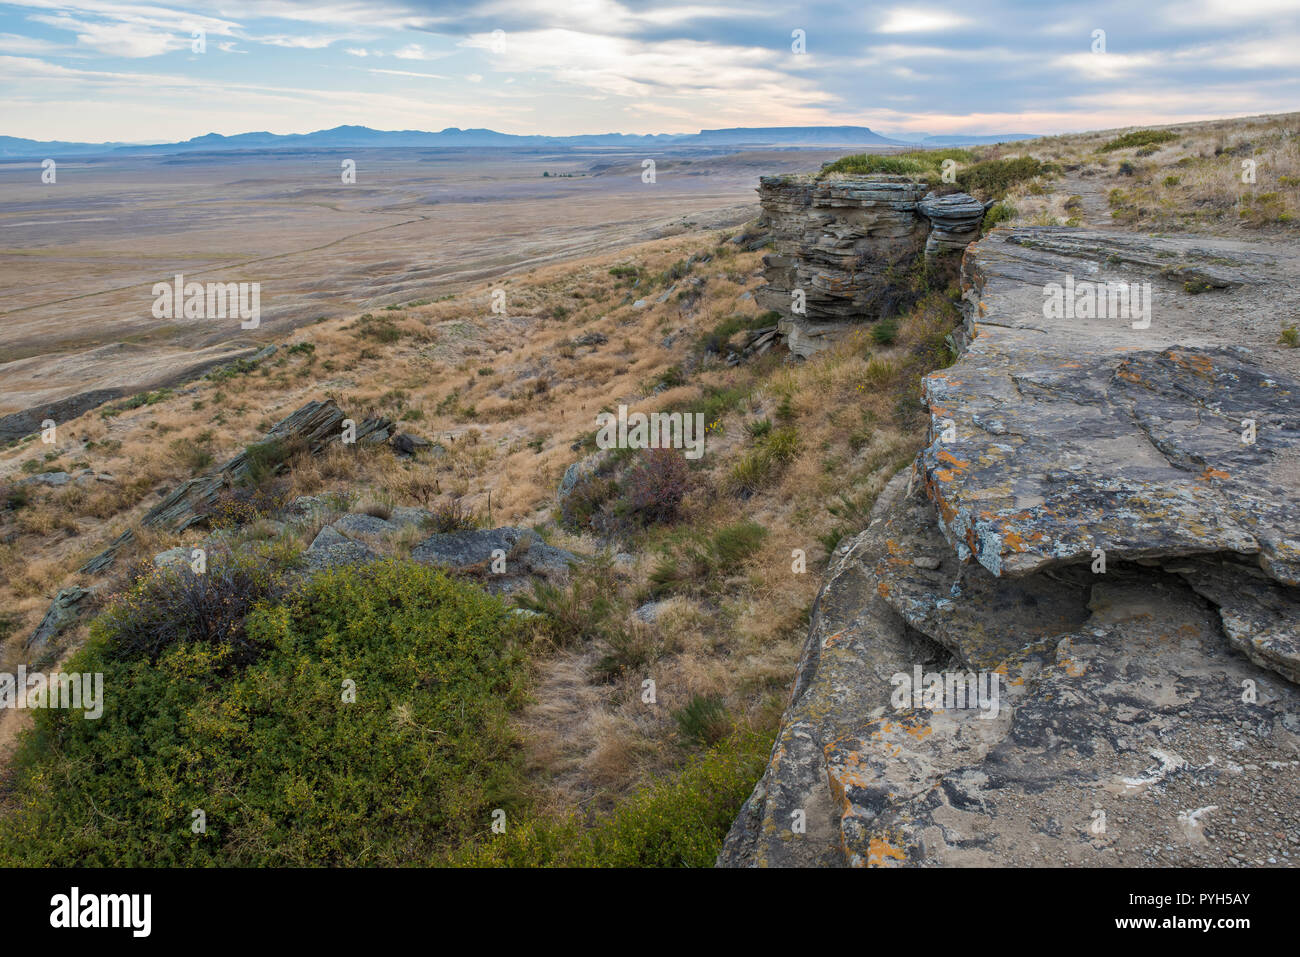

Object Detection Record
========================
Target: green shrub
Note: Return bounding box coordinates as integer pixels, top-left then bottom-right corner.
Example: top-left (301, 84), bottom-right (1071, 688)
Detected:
top-left (728, 426), bottom-right (798, 495)
top-left (871, 316), bottom-right (900, 345)
top-left (699, 312), bottom-right (774, 353)
top-left (648, 520), bottom-right (768, 597)
top-left (956, 156), bottom-right (1046, 200)
top-left (982, 202), bottom-right (1017, 232)
top-left (0, 560), bottom-right (528, 866)
top-left (819, 148), bottom-right (973, 180)
top-left (517, 555), bottom-right (620, 647)
top-left (239, 437), bottom-right (302, 487)
top-left (592, 626), bottom-right (663, 682)
top-left (1280, 327), bottom-right (1299, 348)
top-left (205, 359), bottom-right (257, 383)
top-left (673, 694), bottom-right (731, 747)
top-left (446, 729), bottom-right (772, 867)
top-left (354, 314), bottom-right (404, 343)
top-left (821, 154), bottom-right (928, 177)
top-left (1099, 129), bottom-right (1178, 152)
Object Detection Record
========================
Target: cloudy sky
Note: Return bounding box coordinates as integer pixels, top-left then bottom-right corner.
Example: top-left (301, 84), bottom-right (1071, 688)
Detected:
top-left (0, 0), bottom-right (1296, 142)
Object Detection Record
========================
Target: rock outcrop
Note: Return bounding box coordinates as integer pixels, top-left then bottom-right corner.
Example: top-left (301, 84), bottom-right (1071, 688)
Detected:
top-left (24, 585), bottom-right (98, 662)
top-left (721, 226), bottom-right (1300, 867)
top-left (755, 174), bottom-right (984, 356)
top-left (411, 526), bottom-right (578, 595)
top-left (77, 399), bottom-right (392, 574)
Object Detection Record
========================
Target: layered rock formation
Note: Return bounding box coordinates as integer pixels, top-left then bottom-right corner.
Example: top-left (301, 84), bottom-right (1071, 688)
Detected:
top-left (77, 398), bottom-right (393, 574)
top-left (721, 226), bottom-right (1300, 867)
top-left (755, 174), bottom-right (984, 356)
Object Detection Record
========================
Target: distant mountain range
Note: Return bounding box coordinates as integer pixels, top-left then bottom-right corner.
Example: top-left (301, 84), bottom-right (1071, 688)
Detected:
top-left (0, 125), bottom-right (1037, 159)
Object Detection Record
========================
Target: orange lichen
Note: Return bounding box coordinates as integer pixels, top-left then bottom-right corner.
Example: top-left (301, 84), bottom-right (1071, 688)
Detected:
top-left (867, 837), bottom-right (907, 867)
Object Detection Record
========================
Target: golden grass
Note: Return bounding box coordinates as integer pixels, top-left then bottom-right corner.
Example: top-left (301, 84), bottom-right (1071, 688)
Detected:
top-left (0, 180), bottom-right (960, 823)
top-left (975, 112), bottom-right (1299, 232)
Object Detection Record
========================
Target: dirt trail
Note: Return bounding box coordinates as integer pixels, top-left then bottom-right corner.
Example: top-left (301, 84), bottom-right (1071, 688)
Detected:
top-left (1059, 173), bottom-right (1119, 228)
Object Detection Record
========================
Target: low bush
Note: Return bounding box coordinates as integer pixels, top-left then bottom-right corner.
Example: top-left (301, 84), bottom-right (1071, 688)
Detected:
top-left (956, 156), bottom-right (1047, 200)
top-left (103, 550), bottom-right (288, 667)
top-left (616, 448), bottom-right (691, 526)
top-left (673, 694), bottom-right (732, 747)
top-left (871, 316), bottom-right (900, 345)
top-left (648, 520), bottom-right (768, 597)
top-left (445, 728), bottom-right (772, 867)
top-left (819, 149), bottom-right (973, 180)
top-left (728, 427), bottom-right (798, 495)
top-left (0, 560), bottom-right (528, 866)
top-left (517, 554), bottom-right (621, 647)
top-left (982, 201), bottom-right (1017, 232)
top-left (1099, 129), bottom-right (1178, 152)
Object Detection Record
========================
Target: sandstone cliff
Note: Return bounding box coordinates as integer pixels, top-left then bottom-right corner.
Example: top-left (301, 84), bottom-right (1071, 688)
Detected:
top-left (721, 216), bottom-right (1300, 867)
top-left (755, 173), bottom-right (984, 356)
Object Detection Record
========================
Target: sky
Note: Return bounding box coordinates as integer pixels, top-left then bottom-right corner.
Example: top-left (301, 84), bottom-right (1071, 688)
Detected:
top-left (0, 0), bottom-right (1296, 143)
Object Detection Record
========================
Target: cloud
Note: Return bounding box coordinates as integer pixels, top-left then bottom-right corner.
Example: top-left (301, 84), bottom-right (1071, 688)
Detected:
top-left (393, 42), bottom-right (440, 58)
top-left (877, 9), bottom-right (973, 34)
top-left (368, 67), bottom-right (448, 78)
top-left (249, 34), bottom-right (338, 49)
top-left (29, 14), bottom-right (181, 57)
top-left (0, 31), bottom-right (65, 54)
top-left (0, 0), bottom-right (1297, 140)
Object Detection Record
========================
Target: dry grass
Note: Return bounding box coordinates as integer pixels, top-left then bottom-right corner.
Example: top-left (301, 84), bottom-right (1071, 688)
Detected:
top-left (0, 208), bottom-right (963, 821)
top-left (975, 112), bottom-right (1299, 233)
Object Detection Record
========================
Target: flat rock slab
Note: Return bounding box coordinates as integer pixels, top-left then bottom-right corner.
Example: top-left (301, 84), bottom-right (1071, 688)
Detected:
top-left (721, 472), bottom-right (1300, 868)
top-left (332, 512), bottom-right (399, 539)
top-left (411, 526), bottom-right (579, 595)
top-left (921, 227), bottom-right (1300, 585)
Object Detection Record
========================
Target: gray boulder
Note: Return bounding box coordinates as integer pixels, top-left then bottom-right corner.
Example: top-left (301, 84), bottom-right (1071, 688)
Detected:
top-left (19, 471), bottom-right (71, 487)
top-left (26, 586), bottom-right (97, 657)
top-left (302, 524), bottom-right (375, 574)
top-left (332, 512), bottom-right (398, 539)
top-left (411, 526), bottom-right (579, 595)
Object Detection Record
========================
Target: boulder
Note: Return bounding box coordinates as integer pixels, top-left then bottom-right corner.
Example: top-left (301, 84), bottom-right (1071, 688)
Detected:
top-left (919, 228), bottom-right (1300, 589)
top-left (391, 432), bottom-right (430, 457)
top-left (332, 512), bottom-right (399, 539)
top-left (26, 586), bottom-right (97, 657)
top-left (78, 400), bottom-right (392, 574)
top-left (302, 524), bottom-right (375, 574)
top-left (142, 399), bottom-right (392, 534)
top-left (410, 526), bottom-right (579, 595)
top-left (19, 471), bottom-right (71, 487)
top-left (755, 174), bottom-right (931, 356)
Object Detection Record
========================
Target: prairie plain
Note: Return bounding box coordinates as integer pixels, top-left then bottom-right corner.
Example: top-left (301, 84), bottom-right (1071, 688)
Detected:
top-left (0, 146), bottom-right (855, 421)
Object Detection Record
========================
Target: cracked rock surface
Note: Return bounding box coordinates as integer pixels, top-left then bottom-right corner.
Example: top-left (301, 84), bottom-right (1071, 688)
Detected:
top-left (721, 226), bottom-right (1300, 868)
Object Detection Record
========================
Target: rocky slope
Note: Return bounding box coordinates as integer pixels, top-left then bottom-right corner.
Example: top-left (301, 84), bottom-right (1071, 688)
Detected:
top-left (720, 213), bottom-right (1300, 867)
